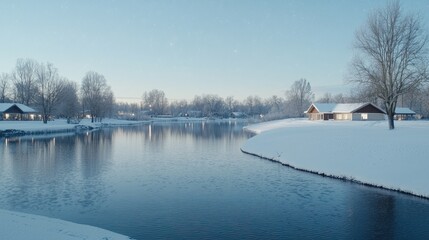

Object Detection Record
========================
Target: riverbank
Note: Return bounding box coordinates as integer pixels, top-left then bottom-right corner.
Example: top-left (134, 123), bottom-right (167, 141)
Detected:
top-left (0, 209), bottom-right (131, 240)
top-left (0, 117), bottom-right (248, 138)
top-left (241, 119), bottom-right (429, 198)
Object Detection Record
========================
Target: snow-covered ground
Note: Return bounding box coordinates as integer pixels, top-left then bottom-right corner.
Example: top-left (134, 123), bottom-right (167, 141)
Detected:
top-left (242, 119), bottom-right (429, 198)
top-left (0, 209), bottom-right (131, 240)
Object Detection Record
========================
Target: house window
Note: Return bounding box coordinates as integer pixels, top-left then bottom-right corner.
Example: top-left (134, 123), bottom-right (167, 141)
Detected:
top-left (361, 113), bottom-right (368, 120)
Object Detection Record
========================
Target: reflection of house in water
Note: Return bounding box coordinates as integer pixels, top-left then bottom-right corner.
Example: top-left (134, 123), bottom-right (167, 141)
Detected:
top-left (0, 103), bottom-right (39, 120)
top-left (394, 107), bottom-right (416, 120)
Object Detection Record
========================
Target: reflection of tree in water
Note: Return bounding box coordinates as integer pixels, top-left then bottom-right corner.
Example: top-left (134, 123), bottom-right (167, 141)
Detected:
top-left (115, 121), bottom-right (251, 143)
top-left (348, 191), bottom-right (396, 240)
top-left (0, 132), bottom-right (114, 214)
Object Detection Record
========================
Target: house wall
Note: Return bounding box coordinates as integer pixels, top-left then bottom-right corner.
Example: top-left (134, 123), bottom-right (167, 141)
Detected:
top-left (352, 113), bottom-right (385, 121)
top-left (308, 113), bottom-right (323, 120)
top-left (334, 113), bottom-right (352, 120)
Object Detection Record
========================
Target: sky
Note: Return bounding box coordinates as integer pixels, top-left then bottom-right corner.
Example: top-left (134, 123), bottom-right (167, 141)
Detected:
top-left (1, 0), bottom-right (428, 103)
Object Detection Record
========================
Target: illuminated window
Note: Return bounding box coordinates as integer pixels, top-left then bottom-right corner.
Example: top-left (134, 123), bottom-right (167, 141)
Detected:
top-left (361, 113), bottom-right (368, 120)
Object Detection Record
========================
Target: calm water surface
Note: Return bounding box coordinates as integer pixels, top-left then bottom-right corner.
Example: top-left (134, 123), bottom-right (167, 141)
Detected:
top-left (1, 121), bottom-right (429, 240)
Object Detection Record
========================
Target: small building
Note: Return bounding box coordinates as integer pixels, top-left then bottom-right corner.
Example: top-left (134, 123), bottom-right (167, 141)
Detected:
top-left (0, 103), bottom-right (38, 121)
top-left (395, 107), bottom-right (416, 120)
top-left (305, 103), bottom-right (386, 121)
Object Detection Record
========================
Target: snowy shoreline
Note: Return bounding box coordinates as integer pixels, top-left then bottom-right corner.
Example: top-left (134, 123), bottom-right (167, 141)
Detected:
top-left (0, 117), bottom-right (248, 138)
top-left (0, 209), bottom-right (132, 240)
top-left (241, 119), bottom-right (429, 199)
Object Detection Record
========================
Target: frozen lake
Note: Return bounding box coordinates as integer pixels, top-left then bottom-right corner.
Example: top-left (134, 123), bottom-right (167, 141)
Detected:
top-left (1, 121), bottom-right (429, 239)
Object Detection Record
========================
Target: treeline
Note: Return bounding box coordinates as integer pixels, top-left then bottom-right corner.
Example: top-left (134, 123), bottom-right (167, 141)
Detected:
top-left (120, 77), bottom-right (429, 120)
top-left (0, 58), bottom-right (114, 123)
top-left (2, 59), bottom-right (429, 123)
top-left (119, 78), bottom-right (315, 120)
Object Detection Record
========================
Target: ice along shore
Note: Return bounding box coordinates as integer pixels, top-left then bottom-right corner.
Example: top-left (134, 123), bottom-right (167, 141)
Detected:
top-left (241, 119), bottom-right (429, 199)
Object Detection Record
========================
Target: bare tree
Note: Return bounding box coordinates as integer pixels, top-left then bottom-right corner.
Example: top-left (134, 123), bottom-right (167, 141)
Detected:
top-left (0, 73), bottom-right (10, 103)
top-left (225, 96), bottom-right (239, 113)
top-left (142, 89), bottom-right (168, 116)
top-left (57, 80), bottom-right (80, 123)
top-left (285, 78), bottom-right (313, 117)
top-left (35, 62), bottom-right (66, 123)
top-left (81, 71), bottom-right (113, 122)
top-left (317, 93), bottom-right (333, 103)
top-left (350, 1), bottom-right (429, 129)
top-left (202, 94), bottom-right (225, 117)
top-left (333, 93), bottom-right (347, 103)
top-left (420, 85), bottom-right (429, 118)
top-left (169, 99), bottom-right (188, 117)
top-left (11, 58), bottom-right (38, 105)
top-left (245, 95), bottom-right (265, 117)
top-left (267, 95), bottom-right (284, 113)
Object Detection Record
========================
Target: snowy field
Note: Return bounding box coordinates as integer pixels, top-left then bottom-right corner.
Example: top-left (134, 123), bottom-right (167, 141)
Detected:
top-left (242, 119), bottom-right (429, 198)
top-left (0, 209), bottom-right (131, 240)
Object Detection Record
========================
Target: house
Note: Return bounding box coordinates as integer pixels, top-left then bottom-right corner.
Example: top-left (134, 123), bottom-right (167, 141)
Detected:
top-left (305, 103), bottom-right (386, 121)
top-left (394, 107), bottom-right (416, 120)
top-left (0, 103), bottom-right (38, 121)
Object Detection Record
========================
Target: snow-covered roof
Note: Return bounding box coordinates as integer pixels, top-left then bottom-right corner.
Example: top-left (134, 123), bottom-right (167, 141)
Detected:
top-left (306, 103), bottom-right (385, 114)
top-left (395, 107), bottom-right (416, 115)
top-left (0, 103), bottom-right (37, 113)
top-left (331, 103), bottom-right (371, 113)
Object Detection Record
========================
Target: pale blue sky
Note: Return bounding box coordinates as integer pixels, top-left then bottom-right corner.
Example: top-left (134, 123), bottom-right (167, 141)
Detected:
top-left (1, 0), bottom-right (428, 102)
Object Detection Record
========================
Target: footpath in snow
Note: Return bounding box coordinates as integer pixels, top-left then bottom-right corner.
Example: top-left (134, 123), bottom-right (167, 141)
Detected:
top-left (241, 119), bottom-right (429, 198)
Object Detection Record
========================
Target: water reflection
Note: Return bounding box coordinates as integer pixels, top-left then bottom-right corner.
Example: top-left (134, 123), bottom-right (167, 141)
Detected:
top-left (0, 122), bottom-right (429, 240)
top-left (348, 191), bottom-right (396, 240)
top-left (115, 121), bottom-right (252, 142)
top-left (0, 131), bottom-right (114, 213)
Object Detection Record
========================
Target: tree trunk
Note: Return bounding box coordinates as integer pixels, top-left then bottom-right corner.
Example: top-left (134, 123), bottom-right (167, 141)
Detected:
top-left (43, 114), bottom-right (48, 124)
top-left (387, 112), bottom-right (395, 130)
top-left (386, 103), bottom-right (395, 130)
